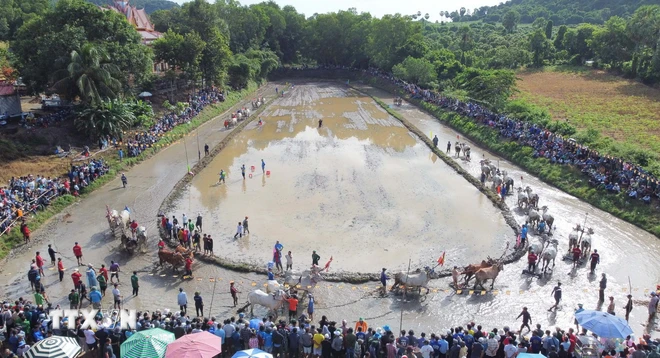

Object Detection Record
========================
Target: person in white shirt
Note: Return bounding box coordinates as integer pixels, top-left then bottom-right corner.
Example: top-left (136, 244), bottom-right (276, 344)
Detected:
top-left (504, 341), bottom-right (517, 358)
top-left (178, 288), bottom-right (188, 314)
top-left (112, 284), bottom-right (121, 309)
top-left (234, 222), bottom-right (243, 239)
top-left (84, 328), bottom-right (97, 351)
top-left (285, 251), bottom-right (293, 270)
top-left (420, 340), bottom-right (434, 358)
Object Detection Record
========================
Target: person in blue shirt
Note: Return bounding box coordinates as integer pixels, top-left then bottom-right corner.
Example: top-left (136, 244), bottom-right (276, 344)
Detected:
top-left (520, 224), bottom-right (529, 247)
top-left (380, 268), bottom-right (388, 295)
top-left (89, 286), bottom-right (102, 308)
top-left (214, 324), bottom-right (226, 342)
top-left (267, 268), bottom-right (275, 281)
top-left (263, 328), bottom-right (273, 353)
top-left (438, 335), bottom-right (449, 356)
top-left (261, 159), bottom-right (266, 173)
top-left (529, 332), bottom-right (543, 353)
top-left (307, 294), bottom-right (315, 321)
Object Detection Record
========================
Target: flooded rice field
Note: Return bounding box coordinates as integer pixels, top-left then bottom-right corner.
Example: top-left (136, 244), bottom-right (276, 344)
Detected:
top-left (172, 83), bottom-right (512, 272)
top-left (2, 81), bottom-right (660, 338)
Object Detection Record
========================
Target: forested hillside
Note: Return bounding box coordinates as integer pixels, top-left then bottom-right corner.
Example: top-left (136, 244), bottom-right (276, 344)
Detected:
top-left (443, 0), bottom-right (656, 24)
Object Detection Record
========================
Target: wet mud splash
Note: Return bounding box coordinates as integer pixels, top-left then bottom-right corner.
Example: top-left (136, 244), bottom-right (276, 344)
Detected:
top-left (171, 83), bottom-right (511, 272)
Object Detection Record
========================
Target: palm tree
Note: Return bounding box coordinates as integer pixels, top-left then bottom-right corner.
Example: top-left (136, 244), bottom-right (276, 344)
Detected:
top-left (75, 99), bottom-right (135, 138)
top-left (53, 44), bottom-right (121, 106)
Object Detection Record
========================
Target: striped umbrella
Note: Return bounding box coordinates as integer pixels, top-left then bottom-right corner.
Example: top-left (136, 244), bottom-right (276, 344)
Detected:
top-left (121, 328), bottom-right (175, 358)
top-left (23, 336), bottom-right (82, 358)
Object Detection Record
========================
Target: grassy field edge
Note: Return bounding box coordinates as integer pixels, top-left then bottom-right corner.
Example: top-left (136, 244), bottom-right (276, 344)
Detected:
top-left (0, 81), bottom-right (263, 259)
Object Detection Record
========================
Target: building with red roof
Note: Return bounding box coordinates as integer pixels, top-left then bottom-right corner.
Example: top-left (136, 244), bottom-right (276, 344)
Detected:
top-left (105, 0), bottom-right (163, 45)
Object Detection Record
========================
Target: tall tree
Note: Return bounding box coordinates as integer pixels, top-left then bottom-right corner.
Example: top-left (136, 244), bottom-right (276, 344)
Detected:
top-left (53, 44), bottom-right (121, 105)
top-left (529, 28), bottom-right (551, 66)
top-left (545, 20), bottom-right (553, 39)
top-left (502, 10), bottom-right (520, 33)
top-left (590, 16), bottom-right (631, 70)
top-left (12, 0), bottom-right (152, 95)
top-left (554, 25), bottom-right (567, 50)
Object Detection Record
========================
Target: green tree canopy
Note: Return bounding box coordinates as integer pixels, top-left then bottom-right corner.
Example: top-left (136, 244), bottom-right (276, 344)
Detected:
top-left (12, 0), bottom-right (152, 95)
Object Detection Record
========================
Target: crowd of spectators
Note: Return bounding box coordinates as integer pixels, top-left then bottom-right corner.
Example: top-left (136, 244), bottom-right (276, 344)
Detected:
top-left (3, 295), bottom-right (660, 358)
top-left (122, 88), bottom-right (226, 158)
top-left (0, 160), bottom-right (109, 238)
top-left (363, 68), bottom-right (660, 206)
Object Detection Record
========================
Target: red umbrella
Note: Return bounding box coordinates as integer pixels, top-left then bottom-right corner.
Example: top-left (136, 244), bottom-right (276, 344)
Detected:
top-left (165, 331), bottom-right (222, 358)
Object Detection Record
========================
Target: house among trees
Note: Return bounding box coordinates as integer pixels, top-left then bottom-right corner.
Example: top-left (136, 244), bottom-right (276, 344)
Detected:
top-left (0, 69), bottom-right (21, 119)
top-left (104, 0), bottom-right (161, 45)
top-left (101, 0), bottom-right (168, 72)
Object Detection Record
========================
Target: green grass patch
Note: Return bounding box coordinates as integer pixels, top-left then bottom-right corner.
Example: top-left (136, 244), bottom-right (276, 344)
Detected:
top-left (0, 82), bottom-right (263, 260)
top-left (517, 69), bottom-right (660, 175)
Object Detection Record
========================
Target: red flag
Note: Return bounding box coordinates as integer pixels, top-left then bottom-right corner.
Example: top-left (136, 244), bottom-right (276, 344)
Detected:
top-left (324, 256), bottom-right (333, 272)
top-left (437, 252), bottom-right (446, 266)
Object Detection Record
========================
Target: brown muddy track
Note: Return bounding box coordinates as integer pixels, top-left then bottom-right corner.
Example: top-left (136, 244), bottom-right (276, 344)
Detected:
top-left (157, 80), bottom-right (523, 283)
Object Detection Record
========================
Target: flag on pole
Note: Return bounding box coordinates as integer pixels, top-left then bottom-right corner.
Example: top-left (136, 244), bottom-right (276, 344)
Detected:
top-left (324, 256), bottom-right (333, 272)
top-left (437, 252), bottom-right (446, 266)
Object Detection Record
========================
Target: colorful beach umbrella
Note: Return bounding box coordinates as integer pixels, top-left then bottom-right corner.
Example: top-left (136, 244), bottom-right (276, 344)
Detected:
top-left (23, 336), bottom-right (82, 358)
top-left (121, 328), bottom-right (175, 358)
top-left (165, 331), bottom-right (222, 358)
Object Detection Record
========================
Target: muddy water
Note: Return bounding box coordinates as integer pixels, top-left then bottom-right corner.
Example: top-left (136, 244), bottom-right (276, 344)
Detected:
top-left (172, 84), bottom-right (512, 272)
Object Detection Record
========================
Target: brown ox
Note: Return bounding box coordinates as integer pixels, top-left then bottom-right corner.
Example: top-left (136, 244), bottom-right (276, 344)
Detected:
top-left (473, 262), bottom-right (504, 290)
top-left (175, 245), bottom-right (193, 257)
top-left (158, 250), bottom-right (186, 272)
top-left (462, 259), bottom-right (495, 283)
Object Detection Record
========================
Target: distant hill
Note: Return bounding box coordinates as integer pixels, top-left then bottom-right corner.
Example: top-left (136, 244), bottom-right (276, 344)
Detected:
top-left (86, 0), bottom-right (179, 14)
top-left (444, 0), bottom-right (657, 24)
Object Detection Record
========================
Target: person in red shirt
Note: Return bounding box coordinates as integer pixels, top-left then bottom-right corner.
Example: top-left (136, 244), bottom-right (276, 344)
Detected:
top-left (572, 246), bottom-right (582, 268)
top-left (57, 258), bottom-right (65, 282)
top-left (71, 268), bottom-right (82, 289)
top-left (73, 242), bottom-right (83, 266)
top-left (285, 294), bottom-right (299, 321)
top-left (129, 220), bottom-right (139, 237)
top-left (99, 264), bottom-right (109, 282)
top-left (185, 257), bottom-right (193, 278)
top-left (21, 223), bottom-right (30, 244)
top-left (230, 281), bottom-right (239, 307)
top-left (527, 249), bottom-right (538, 273)
top-left (158, 239), bottom-right (166, 251)
top-left (567, 328), bottom-right (577, 353)
top-left (161, 215), bottom-right (167, 228)
top-left (35, 252), bottom-right (45, 276)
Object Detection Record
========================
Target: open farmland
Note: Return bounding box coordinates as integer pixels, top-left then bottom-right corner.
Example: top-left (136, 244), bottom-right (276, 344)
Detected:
top-left (517, 68), bottom-right (660, 156)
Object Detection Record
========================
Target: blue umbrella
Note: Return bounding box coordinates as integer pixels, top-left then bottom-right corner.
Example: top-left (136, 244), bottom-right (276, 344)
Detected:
top-left (575, 309), bottom-right (633, 338)
top-left (232, 349), bottom-right (273, 358)
top-left (518, 354), bottom-right (546, 358)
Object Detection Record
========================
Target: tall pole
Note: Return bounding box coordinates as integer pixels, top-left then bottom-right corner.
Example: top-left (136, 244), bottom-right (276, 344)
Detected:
top-left (183, 135), bottom-right (191, 173)
top-left (399, 258), bottom-right (411, 333)
top-left (208, 278), bottom-right (218, 316)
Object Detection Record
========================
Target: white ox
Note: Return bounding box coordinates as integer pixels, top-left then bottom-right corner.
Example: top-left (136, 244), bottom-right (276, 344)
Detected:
top-left (266, 280), bottom-right (281, 293)
top-left (284, 270), bottom-right (321, 293)
top-left (247, 289), bottom-right (288, 317)
top-left (391, 268), bottom-right (431, 294)
top-left (110, 209), bottom-right (130, 230)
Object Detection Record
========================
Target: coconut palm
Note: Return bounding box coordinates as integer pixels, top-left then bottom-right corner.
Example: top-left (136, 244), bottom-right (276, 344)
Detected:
top-left (75, 99), bottom-right (135, 138)
top-left (53, 44), bottom-right (121, 106)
